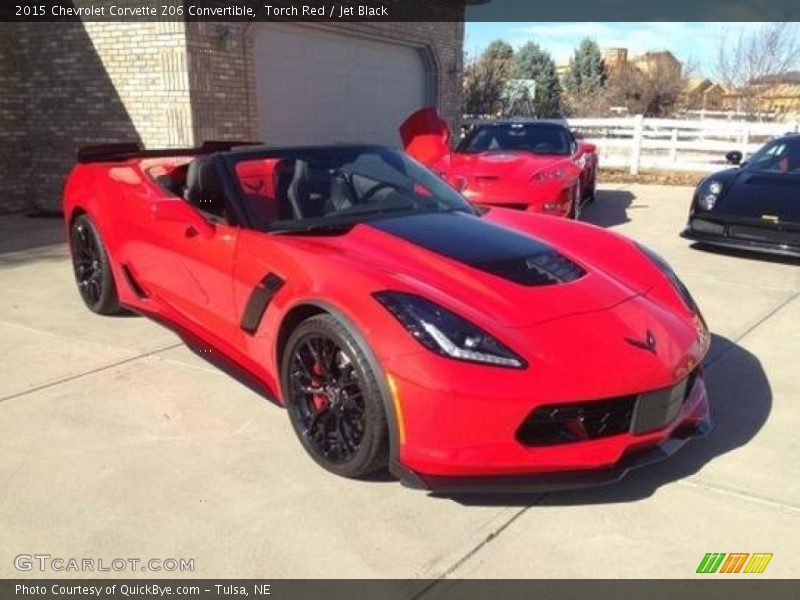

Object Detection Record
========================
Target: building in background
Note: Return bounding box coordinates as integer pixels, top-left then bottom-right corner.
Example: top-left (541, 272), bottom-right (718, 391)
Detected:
top-left (683, 78), bottom-right (727, 112)
top-left (0, 3), bottom-right (469, 213)
top-left (601, 47), bottom-right (628, 73)
top-left (630, 51), bottom-right (682, 78)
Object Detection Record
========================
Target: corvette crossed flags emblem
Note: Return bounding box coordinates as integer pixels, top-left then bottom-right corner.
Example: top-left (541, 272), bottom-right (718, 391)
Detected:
top-left (625, 329), bottom-right (658, 354)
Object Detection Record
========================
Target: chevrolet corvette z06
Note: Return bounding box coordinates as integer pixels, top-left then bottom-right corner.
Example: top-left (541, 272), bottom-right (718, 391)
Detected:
top-left (400, 107), bottom-right (598, 219)
top-left (64, 141), bottom-right (710, 492)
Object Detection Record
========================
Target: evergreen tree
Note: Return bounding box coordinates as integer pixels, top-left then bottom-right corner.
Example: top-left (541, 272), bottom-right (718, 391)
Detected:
top-left (483, 39), bottom-right (514, 63)
top-left (512, 42), bottom-right (562, 117)
top-left (564, 38), bottom-right (607, 96)
top-left (463, 40), bottom-right (514, 116)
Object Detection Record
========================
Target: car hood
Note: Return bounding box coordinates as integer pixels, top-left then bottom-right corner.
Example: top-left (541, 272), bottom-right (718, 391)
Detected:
top-left (713, 170), bottom-right (800, 223)
top-left (275, 211), bottom-right (654, 329)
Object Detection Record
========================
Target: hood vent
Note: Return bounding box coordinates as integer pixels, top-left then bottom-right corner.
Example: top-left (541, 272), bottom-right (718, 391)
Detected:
top-left (480, 251), bottom-right (585, 286)
top-left (369, 211), bottom-right (586, 287)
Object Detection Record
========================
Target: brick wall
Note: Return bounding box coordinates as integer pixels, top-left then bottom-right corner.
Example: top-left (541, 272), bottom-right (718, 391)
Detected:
top-left (0, 20), bottom-right (184, 212)
top-left (0, 24), bottom-right (28, 212)
top-left (81, 20), bottom-right (192, 147)
top-left (0, 2), bottom-right (465, 214)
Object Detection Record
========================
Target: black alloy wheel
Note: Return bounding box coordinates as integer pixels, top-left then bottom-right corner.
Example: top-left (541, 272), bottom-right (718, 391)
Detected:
top-left (70, 214), bottom-right (121, 315)
top-left (282, 314), bottom-right (388, 478)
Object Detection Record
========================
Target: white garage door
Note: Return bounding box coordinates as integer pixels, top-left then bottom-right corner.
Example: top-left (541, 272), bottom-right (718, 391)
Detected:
top-left (253, 24), bottom-right (430, 146)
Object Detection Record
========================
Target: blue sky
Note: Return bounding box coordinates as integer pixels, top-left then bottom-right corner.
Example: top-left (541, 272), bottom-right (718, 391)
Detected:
top-left (464, 22), bottom-right (769, 78)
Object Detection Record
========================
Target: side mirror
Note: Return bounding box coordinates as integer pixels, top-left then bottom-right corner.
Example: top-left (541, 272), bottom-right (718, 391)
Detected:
top-left (450, 175), bottom-right (469, 192)
top-left (151, 199), bottom-right (215, 239)
top-left (580, 142), bottom-right (597, 154)
top-left (725, 150), bottom-right (743, 166)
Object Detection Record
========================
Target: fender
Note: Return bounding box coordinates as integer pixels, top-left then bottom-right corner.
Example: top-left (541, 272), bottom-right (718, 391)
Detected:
top-left (276, 298), bottom-right (426, 489)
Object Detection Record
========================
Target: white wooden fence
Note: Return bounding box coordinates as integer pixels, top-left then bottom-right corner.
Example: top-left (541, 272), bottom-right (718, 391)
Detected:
top-left (566, 116), bottom-right (800, 174)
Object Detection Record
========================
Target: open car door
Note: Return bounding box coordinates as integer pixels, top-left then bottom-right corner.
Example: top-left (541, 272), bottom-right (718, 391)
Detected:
top-left (398, 106), bottom-right (452, 167)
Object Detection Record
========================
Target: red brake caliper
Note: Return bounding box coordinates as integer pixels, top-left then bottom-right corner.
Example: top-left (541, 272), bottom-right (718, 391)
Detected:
top-left (311, 361), bottom-right (327, 410)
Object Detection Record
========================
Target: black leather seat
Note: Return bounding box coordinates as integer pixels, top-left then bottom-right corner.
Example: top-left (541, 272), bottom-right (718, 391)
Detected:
top-left (286, 160), bottom-right (329, 219)
top-left (325, 173), bottom-right (355, 214)
top-left (185, 157), bottom-right (228, 219)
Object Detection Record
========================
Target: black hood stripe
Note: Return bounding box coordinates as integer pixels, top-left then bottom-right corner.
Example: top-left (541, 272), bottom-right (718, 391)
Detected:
top-left (369, 212), bottom-right (584, 286)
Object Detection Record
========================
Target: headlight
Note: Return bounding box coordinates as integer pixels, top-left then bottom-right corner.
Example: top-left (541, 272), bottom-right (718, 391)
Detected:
top-left (532, 167), bottom-right (566, 182)
top-left (698, 179), bottom-right (723, 210)
top-left (373, 291), bottom-right (526, 368)
top-left (708, 181), bottom-right (723, 195)
top-left (636, 243), bottom-right (705, 325)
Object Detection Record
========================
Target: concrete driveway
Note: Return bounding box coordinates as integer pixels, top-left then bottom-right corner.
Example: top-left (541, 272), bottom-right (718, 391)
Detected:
top-left (1, 184), bottom-right (798, 580)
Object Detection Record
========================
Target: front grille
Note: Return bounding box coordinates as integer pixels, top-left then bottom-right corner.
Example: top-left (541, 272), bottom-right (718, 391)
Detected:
top-left (517, 368), bottom-right (699, 446)
top-left (516, 396), bottom-right (636, 446)
top-left (728, 225), bottom-right (800, 246)
top-left (491, 202), bottom-right (529, 211)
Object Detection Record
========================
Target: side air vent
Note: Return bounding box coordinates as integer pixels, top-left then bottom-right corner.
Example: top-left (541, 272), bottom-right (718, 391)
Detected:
top-left (479, 251), bottom-right (586, 286)
top-left (120, 264), bottom-right (149, 299)
top-left (240, 273), bottom-right (285, 335)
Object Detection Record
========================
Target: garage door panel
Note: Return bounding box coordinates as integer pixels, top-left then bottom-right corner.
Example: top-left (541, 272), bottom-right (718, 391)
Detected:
top-left (254, 24), bottom-right (429, 146)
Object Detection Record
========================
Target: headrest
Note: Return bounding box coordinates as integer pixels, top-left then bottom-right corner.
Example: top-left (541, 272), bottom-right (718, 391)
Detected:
top-left (186, 157), bottom-right (224, 206)
top-left (235, 158), bottom-right (292, 197)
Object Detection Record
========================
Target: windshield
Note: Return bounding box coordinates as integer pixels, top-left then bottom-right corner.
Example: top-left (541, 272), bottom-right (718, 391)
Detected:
top-left (744, 137), bottom-right (800, 174)
top-left (227, 146), bottom-right (475, 232)
top-left (459, 123), bottom-right (573, 155)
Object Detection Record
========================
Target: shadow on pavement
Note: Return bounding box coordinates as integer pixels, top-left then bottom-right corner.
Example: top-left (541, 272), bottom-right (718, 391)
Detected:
top-left (442, 333), bottom-right (771, 506)
top-left (581, 189), bottom-right (635, 228)
top-left (689, 242), bottom-right (800, 267)
top-left (0, 213), bottom-right (67, 266)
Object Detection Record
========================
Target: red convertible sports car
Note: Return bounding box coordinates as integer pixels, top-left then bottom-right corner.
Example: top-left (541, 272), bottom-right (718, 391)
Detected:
top-left (65, 141), bottom-right (710, 492)
top-left (400, 107), bottom-right (598, 219)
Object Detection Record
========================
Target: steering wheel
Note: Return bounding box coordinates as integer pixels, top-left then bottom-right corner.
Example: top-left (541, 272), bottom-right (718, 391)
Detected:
top-left (359, 181), bottom-right (399, 203)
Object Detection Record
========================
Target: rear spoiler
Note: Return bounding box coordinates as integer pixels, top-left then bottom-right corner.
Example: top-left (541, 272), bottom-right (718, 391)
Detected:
top-left (77, 140), bottom-right (262, 164)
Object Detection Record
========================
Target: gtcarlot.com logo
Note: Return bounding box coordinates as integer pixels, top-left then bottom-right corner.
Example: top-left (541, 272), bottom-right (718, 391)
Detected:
top-left (696, 552), bottom-right (773, 574)
top-left (14, 554), bottom-right (195, 573)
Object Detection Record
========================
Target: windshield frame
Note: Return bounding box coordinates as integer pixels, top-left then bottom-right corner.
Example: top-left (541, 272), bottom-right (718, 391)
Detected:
top-left (220, 144), bottom-right (477, 233)
top-left (741, 136), bottom-right (800, 174)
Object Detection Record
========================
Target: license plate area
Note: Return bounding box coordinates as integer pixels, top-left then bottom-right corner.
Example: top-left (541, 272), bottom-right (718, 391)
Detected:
top-left (631, 378), bottom-right (687, 434)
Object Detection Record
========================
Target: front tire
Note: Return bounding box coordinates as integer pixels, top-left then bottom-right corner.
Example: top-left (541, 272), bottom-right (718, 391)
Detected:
top-left (69, 214), bottom-right (122, 315)
top-left (584, 171), bottom-right (597, 203)
top-left (281, 314), bottom-right (389, 478)
top-left (568, 183), bottom-right (582, 220)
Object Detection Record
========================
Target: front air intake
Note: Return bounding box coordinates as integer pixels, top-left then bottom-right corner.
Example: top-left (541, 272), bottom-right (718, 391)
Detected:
top-left (516, 396), bottom-right (637, 446)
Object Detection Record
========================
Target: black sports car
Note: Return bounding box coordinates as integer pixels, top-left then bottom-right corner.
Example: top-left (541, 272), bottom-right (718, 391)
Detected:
top-left (682, 133), bottom-right (800, 259)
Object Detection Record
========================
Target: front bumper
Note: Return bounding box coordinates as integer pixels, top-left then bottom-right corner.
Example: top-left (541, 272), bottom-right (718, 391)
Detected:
top-left (464, 182), bottom-right (574, 216)
top-left (682, 223), bottom-right (800, 259)
top-left (415, 419), bottom-right (710, 494)
top-left (386, 348), bottom-right (711, 493)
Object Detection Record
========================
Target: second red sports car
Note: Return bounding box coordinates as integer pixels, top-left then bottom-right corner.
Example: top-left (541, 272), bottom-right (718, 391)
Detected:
top-left (400, 107), bottom-right (598, 219)
top-left (64, 141), bottom-right (709, 492)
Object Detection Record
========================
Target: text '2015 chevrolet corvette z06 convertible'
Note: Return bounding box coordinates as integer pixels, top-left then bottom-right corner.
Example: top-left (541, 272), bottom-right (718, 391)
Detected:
top-left (64, 141), bottom-right (710, 493)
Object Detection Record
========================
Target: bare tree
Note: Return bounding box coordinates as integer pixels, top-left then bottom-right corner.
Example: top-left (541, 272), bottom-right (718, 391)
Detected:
top-left (607, 56), bottom-right (691, 117)
top-left (462, 45), bottom-right (514, 117)
top-left (715, 22), bottom-right (800, 119)
top-left (564, 81), bottom-right (611, 117)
